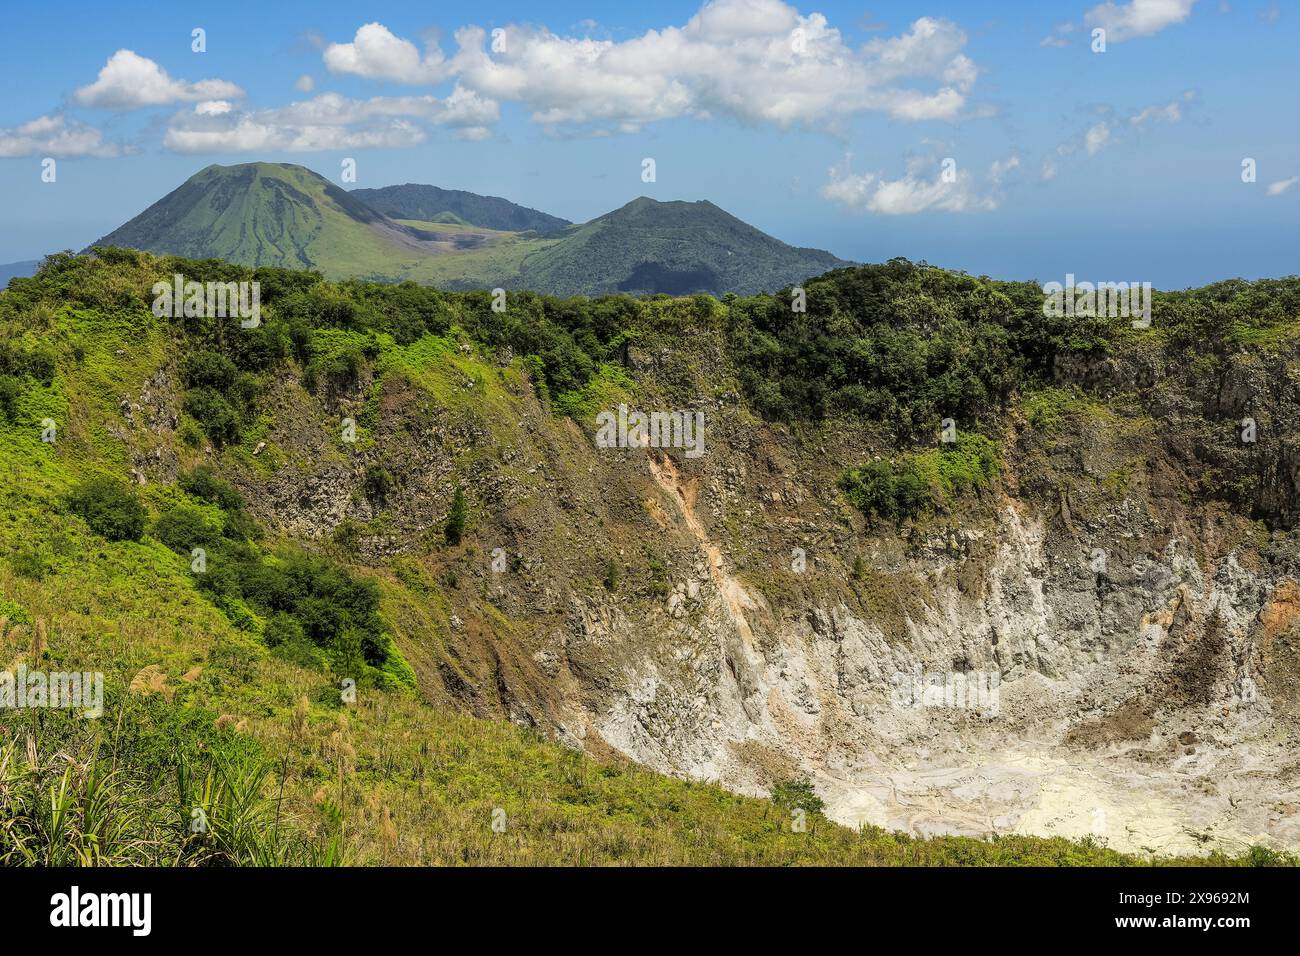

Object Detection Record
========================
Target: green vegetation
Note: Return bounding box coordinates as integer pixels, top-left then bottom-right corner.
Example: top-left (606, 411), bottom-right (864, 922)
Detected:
top-left (90, 162), bottom-right (438, 279)
top-left (363, 464), bottom-right (393, 503)
top-left (0, 698), bottom-right (337, 865)
top-left (66, 476), bottom-right (147, 542)
top-left (0, 337), bottom-right (56, 424)
top-left (840, 433), bottom-right (1000, 525)
top-left (352, 183), bottom-right (571, 233)
top-left (603, 557), bottom-right (621, 591)
top-left (730, 259), bottom-right (1036, 439)
top-left (88, 163), bottom-right (848, 296)
top-left (1, 690), bottom-right (1286, 866)
top-left (770, 777), bottom-right (826, 816)
top-left (162, 466), bottom-right (411, 688)
top-left (3, 245), bottom-right (1298, 868)
top-left (444, 486), bottom-right (467, 546)
top-left (500, 196), bottom-right (849, 297)
top-left (1023, 386), bottom-right (1095, 433)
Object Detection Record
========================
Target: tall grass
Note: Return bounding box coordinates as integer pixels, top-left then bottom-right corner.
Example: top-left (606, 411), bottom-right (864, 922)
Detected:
top-left (0, 701), bottom-right (337, 867)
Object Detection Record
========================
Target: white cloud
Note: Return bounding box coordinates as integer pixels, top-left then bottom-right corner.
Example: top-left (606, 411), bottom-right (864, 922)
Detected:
top-left (295, 75), bottom-right (315, 93)
top-left (0, 114), bottom-right (121, 157)
top-left (821, 153), bottom-right (1009, 215)
top-left (1266, 176), bottom-right (1298, 196)
top-left (163, 88), bottom-right (496, 153)
top-left (989, 154), bottom-right (1021, 183)
top-left (75, 50), bottom-right (244, 110)
top-left (1084, 0), bottom-right (1196, 42)
top-left (324, 22), bottom-right (449, 84)
top-left (165, 114), bottom-right (424, 154)
top-left (1084, 122), bottom-right (1112, 155)
top-left (1048, 93), bottom-right (1191, 175)
top-left (325, 2), bottom-right (984, 132)
top-left (1129, 96), bottom-right (1185, 128)
top-left (1041, 20), bottom-right (1077, 46)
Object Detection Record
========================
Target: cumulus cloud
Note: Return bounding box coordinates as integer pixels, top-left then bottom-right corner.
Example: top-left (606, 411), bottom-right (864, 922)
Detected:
top-left (821, 153), bottom-right (1012, 215)
top-left (324, 22), bottom-right (449, 84)
top-left (0, 114), bottom-right (121, 157)
top-left (163, 87), bottom-right (496, 153)
top-left (1084, 122), bottom-right (1112, 155)
top-left (324, 1), bottom-right (984, 132)
top-left (1084, 0), bottom-right (1197, 42)
top-left (195, 100), bottom-right (234, 116)
top-left (1266, 176), bottom-right (1298, 196)
top-left (75, 49), bottom-right (244, 110)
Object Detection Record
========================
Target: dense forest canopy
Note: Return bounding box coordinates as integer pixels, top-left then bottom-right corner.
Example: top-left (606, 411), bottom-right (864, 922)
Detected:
top-left (4, 248), bottom-right (1298, 452)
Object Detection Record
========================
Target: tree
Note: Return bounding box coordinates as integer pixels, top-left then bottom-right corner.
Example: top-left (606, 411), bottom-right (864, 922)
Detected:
top-left (444, 485), bottom-right (467, 546)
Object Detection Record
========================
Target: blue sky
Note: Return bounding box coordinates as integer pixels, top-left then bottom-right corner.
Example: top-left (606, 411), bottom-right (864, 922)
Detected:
top-left (0, 0), bottom-right (1296, 287)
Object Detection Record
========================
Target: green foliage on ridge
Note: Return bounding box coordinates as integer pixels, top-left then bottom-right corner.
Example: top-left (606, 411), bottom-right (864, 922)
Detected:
top-left (839, 433), bottom-right (1001, 525)
top-left (3, 246), bottom-right (1299, 867)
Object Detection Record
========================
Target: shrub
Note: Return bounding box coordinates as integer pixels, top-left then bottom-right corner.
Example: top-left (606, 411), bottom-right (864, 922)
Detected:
top-left (362, 464), bottom-right (393, 502)
top-left (770, 778), bottom-right (825, 816)
top-left (264, 611), bottom-right (327, 670)
top-left (178, 465), bottom-right (244, 513)
top-left (178, 466), bottom-right (258, 540)
top-left (65, 476), bottom-right (146, 542)
top-left (304, 338), bottom-right (364, 390)
top-left (838, 459), bottom-right (924, 525)
top-left (646, 558), bottom-right (669, 598)
top-left (1244, 845), bottom-right (1294, 867)
top-left (9, 547), bottom-right (46, 581)
top-left (178, 419), bottom-right (204, 448)
top-left (331, 520), bottom-right (362, 557)
top-left (182, 350), bottom-right (237, 391)
top-left (152, 503), bottom-right (220, 555)
top-left (603, 558), bottom-right (621, 591)
top-left (0, 341), bottom-right (56, 384)
top-left (840, 433), bottom-right (999, 525)
top-left (0, 375), bottom-right (20, 422)
top-left (444, 486), bottom-right (467, 546)
top-left (263, 611), bottom-right (305, 648)
top-left (183, 388), bottom-right (240, 446)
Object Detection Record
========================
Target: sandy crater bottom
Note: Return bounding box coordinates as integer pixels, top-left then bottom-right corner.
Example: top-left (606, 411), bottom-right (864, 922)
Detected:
top-left (818, 741), bottom-right (1300, 856)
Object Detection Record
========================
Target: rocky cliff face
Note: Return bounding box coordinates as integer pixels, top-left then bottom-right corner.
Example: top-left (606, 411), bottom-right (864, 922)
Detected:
top-left (128, 317), bottom-right (1300, 855)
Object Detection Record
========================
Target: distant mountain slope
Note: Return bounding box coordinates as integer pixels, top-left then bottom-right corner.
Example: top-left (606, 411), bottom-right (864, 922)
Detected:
top-left (88, 162), bottom-right (443, 275)
top-left (509, 197), bottom-right (851, 296)
top-left (352, 183), bottom-right (571, 234)
top-left (0, 260), bottom-right (39, 286)
top-left (87, 163), bottom-right (852, 295)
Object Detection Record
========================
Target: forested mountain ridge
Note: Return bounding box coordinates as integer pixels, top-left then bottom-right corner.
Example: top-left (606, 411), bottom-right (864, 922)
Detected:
top-left (351, 183), bottom-right (571, 233)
